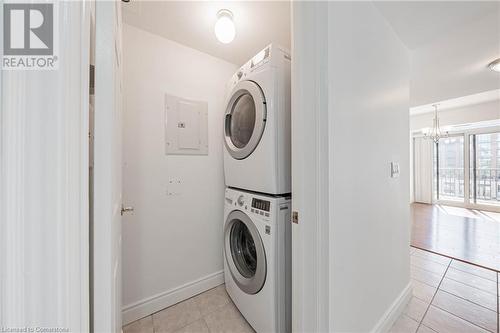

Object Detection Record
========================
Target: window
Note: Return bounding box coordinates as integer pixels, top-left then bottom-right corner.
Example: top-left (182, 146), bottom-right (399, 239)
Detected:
top-left (470, 132), bottom-right (500, 206)
top-left (435, 136), bottom-right (464, 201)
top-left (432, 129), bottom-right (500, 207)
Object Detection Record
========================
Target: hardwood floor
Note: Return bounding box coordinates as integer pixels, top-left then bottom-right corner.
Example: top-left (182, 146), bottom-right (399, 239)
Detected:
top-left (411, 203), bottom-right (500, 272)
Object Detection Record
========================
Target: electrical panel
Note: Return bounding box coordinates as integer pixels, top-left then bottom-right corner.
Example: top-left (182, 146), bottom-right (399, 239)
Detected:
top-left (165, 93), bottom-right (208, 155)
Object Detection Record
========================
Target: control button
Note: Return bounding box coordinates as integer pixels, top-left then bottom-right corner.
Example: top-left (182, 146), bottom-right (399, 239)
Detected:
top-left (259, 211), bottom-right (264, 216)
top-left (265, 213), bottom-right (269, 217)
top-left (251, 209), bottom-right (255, 213)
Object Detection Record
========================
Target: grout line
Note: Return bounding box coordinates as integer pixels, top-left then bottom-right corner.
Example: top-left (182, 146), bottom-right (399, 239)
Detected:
top-left (442, 275), bottom-right (498, 296)
top-left (437, 289), bottom-right (498, 313)
top-left (419, 323), bottom-right (438, 333)
top-left (411, 252), bottom-right (452, 267)
top-left (411, 277), bottom-right (440, 290)
top-left (411, 245), bottom-right (500, 274)
top-left (416, 260), bottom-right (452, 332)
top-left (431, 301), bottom-right (496, 333)
top-left (448, 260), bottom-right (499, 281)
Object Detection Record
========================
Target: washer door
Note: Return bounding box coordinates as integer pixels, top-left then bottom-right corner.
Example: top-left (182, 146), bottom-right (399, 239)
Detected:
top-left (224, 210), bottom-right (266, 294)
top-left (224, 81), bottom-right (266, 160)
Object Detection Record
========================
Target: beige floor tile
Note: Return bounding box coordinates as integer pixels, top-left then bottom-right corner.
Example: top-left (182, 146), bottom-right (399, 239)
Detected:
top-left (411, 266), bottom-right (444, 288)
top-left (416, 324), bottom-right (437, 333)
top-left (173, 319), bottom-right (210, 333)
top-left (192, 284), bottom-right (231, 316)
top-left (422, 306), bottom-right (489, 333)
top-left (153, 298), bottom-right (202, 333)
top-left (412, 279), bottom-right (437, 303)
top-left (413, 249), bottom-right (452, 266)
top-left (404, 296), bottom-right (429, 322)
top-left (123, 316), bottom-right (153, 333)
top-left (439, 278), bottom-right (497, 311)
top-left (204, 302), bottom-right (255, 333)
top-left (411, 256), bottom-right (448, 276)
top-left (450, 260), bottom-right (497, 282)
top-left (445, 267), bottom-right (498, 294)
top-left (432, 290), bottom-right (497, 332)
top-left (389, 314), bottom-right (419, 333)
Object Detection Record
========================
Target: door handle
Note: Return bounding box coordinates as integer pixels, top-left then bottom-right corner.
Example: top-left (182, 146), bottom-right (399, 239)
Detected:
top-left (121, 205), bottom-right (134, 216)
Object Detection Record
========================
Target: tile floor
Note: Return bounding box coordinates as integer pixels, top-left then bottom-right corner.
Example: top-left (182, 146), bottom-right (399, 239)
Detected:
top-left (122, 284), bottom-right (255, 333)
top-left (390, 247), bottom-right (499, 333)
top-left (124, 248), bottom-right (499, 333)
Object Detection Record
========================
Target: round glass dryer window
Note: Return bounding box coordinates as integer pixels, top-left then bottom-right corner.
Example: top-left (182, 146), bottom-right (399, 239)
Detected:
top-left (229, 93), bottom-right (256, 149)
top-left (230, 220), bottom-right (257, 278)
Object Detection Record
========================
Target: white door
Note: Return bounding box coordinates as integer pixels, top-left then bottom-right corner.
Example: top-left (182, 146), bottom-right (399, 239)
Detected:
top-left (93, 1), bottom-right (123, 332)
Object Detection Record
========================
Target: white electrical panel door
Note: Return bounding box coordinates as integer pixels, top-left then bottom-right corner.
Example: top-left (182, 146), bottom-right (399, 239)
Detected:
top-left (165, 94), bottom-right (208, 155)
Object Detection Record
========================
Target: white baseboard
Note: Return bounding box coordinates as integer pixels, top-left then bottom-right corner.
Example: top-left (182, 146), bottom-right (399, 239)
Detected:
top-left (371, 282), bottom-right (412, 333)
top-left (122, 270), bottom-right (224, 326)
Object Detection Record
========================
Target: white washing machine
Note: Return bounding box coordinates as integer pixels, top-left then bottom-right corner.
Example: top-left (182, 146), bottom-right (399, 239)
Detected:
top-left (223, 44), bottom-right (291, 195)
top-left (223, 187), bottom-right (291, 333)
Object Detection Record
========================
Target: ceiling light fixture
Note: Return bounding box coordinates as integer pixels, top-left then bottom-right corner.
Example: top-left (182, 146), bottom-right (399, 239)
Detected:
top-left (424, 104), bottom-right (448, 143)
top-left (488, 58), bottom-right (500, 72)
top-left (215, 9), bottom-right (235, 44)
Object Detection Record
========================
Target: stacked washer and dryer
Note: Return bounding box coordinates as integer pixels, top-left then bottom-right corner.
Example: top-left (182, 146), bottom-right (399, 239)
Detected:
top-left (222, 44), bottom-right (292, 333)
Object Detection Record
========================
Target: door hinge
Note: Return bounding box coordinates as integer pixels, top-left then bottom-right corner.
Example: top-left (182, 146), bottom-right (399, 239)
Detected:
top-left (292, 211), bottom-right (298, 224)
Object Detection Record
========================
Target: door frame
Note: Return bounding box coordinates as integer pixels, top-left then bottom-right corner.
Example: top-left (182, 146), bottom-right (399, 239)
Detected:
top-left (92, 0), bottom-right (123, 332)
top-left (291, 2), bottom-right (331, 332)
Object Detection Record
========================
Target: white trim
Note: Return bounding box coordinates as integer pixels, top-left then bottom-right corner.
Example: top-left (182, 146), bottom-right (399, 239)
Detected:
top-left (121, 271), bottom-right (224, 325)
top-left (370, 283), bottom-right (412, 333)
top-left (291, 2), bottom-right (330, 332)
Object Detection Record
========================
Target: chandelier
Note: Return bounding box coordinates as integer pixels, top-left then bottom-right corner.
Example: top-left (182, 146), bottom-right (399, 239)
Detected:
top-left (424, 104), bottom-right (448, 143)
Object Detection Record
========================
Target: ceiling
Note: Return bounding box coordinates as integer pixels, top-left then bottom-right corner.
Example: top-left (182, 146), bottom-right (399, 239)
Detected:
top-left (122, 1), bottom-right (290, 66)
top-left (375, 1), bottom-right (500, 107)
top-left (374, 1), bottom-right (499, 50)
top-left (122, 1), bottom-right (499, 108)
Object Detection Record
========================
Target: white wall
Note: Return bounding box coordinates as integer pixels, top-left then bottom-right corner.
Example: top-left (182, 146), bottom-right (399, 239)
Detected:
top-left (121, 24), bottom-right (237, 323)
top-left (410, 100), bottom-right (500, 131)
top-left (328, 2), bottom-right (411, 331)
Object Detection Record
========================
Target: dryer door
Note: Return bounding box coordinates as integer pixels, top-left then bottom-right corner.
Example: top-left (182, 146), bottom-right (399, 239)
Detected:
top-left (224, 210), bottom-right (266, 294)
top-left (224, 81), bottom-right (266, 160)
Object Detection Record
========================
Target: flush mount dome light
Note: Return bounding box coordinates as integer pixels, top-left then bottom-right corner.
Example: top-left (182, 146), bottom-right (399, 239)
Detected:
top-left (488, 58), bottom-right (500, 72)
top-left (215, 9), bottom-right (235, 44)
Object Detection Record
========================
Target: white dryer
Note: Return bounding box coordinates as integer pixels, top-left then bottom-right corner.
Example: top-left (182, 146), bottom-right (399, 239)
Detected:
top-left (223, 44), bottom-right (291, 195)
top-left (223, 187), bottom-right (291, 333)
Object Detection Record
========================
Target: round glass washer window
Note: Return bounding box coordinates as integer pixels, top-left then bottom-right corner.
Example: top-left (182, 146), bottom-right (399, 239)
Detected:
top-left (230, 220), bottom-right (257, 278)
